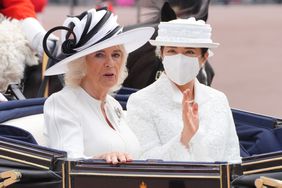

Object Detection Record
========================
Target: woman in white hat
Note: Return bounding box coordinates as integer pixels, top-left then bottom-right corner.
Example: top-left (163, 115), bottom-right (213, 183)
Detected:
top-left (126, 17), bottom-right (241, 163)
top-left (43, 8), bottom-right (154, 163)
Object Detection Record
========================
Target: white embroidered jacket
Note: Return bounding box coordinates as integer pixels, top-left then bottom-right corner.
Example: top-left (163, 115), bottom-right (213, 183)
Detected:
top-left (44, 86), bottom-right (140, 159)
top-left (126, 74), bottom-right (241, 163)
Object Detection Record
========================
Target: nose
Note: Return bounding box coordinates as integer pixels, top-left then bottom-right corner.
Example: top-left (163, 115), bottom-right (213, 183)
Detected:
top-left (105, 55), bottom-right (114, 68)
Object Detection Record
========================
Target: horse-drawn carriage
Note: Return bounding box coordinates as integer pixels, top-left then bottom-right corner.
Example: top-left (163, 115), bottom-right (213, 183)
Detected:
top-left (0, 88), bottom-right (282, 188)
top-left (1, 1), bottom-right (282, 187)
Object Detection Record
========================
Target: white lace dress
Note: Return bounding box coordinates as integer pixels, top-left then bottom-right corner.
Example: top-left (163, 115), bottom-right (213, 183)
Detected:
top-left (126, 73), bottom-right (241, 163)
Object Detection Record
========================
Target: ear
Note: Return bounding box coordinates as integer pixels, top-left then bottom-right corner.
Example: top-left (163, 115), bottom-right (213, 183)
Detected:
top-left (199, 52), bottom-right (209, 66)
top-left (161, 2), bottom-right (177, 22)
top-left (204, 51), bottom-right (209, 59)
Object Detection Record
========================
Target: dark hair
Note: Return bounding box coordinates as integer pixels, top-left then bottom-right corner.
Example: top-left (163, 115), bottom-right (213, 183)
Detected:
top-left (160, 47), bottom-right (208, 57)
top-left (201, 48), bottom-right (208, 57)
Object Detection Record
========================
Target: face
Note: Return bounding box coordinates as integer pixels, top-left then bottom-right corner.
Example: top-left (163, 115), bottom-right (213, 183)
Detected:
top-left (162, 46), bottom-right (208, 66)
top-left (83, 46), bottom-right (124, 90)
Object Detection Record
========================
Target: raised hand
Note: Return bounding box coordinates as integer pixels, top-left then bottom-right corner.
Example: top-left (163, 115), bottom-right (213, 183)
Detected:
top-left (180, 89), bottom-right (199, 147)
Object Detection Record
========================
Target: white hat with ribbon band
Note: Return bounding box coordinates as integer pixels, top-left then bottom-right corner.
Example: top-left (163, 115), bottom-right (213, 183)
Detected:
top-left (43, 8), bottom-right (154, 76)
top-left (149, 17), bottom-right (219, 49)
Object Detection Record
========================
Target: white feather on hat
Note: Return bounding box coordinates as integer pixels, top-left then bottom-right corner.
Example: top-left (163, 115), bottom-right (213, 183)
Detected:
top-left (0, 14), bottom-right (38, 92)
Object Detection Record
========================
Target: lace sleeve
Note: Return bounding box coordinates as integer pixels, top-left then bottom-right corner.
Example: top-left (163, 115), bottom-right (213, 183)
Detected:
top-left (221, 95), bottom-right (242, 163)
top-left (126, 93), bottom-right (193, 161)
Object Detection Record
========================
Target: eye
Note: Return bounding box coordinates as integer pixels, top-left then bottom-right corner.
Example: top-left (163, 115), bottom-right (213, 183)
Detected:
top-left (94, 52), bottom-right (105, 58)
top-left (166, 49), bottom-right (176, 54)
top-left (184, 50), bottom-right (198, 57)
top-left (112, 52), bottom-right (121, 59)
top-left (185, 50), bottom-right (195, 55)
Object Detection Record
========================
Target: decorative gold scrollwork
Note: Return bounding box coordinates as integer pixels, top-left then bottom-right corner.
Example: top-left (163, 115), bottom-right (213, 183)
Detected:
top-left (0, 170), bottom-right (22, 188)
top-left (255, 176), bottom-right (282, 188)
top-left (139, 181), bottom-right (148, 188)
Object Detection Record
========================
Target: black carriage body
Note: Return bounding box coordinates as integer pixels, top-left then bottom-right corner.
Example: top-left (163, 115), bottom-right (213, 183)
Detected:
top-left (0, 137), bottom-right (66, 188)
top-left (232, 152), bottom-right (282, 188)
top-left (66, 160), bottom-right (232, 188)
top-left (1, 135), bottom-right (282, 187)
top-left (1, 97), bottom-right (282, 187)
top-left (0, 136), bottom-right (232, 188)
top-left (242, 152), bottom-right (282, 175)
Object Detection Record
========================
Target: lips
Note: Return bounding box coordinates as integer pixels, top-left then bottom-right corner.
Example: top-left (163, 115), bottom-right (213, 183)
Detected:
top-left (103, 73), bottom-right (115, 77)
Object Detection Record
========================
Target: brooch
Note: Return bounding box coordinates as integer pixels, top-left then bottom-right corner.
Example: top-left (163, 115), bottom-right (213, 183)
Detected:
top-left (114, 107), bottom-right (122, 119)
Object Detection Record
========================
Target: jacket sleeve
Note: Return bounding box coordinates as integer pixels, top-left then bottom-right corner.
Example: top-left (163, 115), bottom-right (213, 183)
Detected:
top-left (44, 94), bottom-right (87, 159)
top-left (1, 0), bottom-right (36, 20)
top-left (126, 93), bottom-right (193, 161)
top-left (221, 95), bottom-right (242, 163)
top-left (1, 0), bottom-right (48, 55)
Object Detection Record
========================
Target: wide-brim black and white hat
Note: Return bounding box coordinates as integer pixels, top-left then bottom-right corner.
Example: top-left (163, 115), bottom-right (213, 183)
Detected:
top-left (149, 17), bottom-right (219, 49)
top-left (43, 9), bottom-right (154, 76)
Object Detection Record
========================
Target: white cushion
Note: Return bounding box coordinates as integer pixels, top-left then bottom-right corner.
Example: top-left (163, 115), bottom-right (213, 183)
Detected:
top-left (1, 114), bottom-right (47, 146)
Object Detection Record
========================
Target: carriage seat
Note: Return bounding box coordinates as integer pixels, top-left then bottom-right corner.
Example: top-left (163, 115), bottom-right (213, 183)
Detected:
top-left (0, 98), bottom-right (47, 146)
top-left (1, 88), bottom-right (282, 158)
top-left (0, 87), bottom-right (139, 146)
top-left (2, 114), bottom-right (46, 146)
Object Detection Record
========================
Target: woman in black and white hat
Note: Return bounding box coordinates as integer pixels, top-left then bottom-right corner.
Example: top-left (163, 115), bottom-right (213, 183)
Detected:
top-left (43, 8), bottom-right (154, 163)
top-left (126, 17), bottom-right (241, 163)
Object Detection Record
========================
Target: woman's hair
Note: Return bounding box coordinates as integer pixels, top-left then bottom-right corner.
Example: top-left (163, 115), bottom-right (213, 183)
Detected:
top-left (157, 46), bottom-right (208, 58)
top-left (64, 57), bottom-right (87, 86)
top-left (201, 48), bottom-right (208, 57)
top-left (64, 45), bottom-right (128, 92)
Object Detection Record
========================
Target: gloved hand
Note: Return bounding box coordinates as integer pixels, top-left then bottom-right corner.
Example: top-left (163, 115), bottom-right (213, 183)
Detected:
top-left (20, 17), bottom-right (58, 58)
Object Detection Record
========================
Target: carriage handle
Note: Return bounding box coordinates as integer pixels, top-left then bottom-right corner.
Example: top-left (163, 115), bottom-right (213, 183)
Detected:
top-left (0, 170), bottom-right (22, 188)
top-left (255, 176), bottom-right (282, 188)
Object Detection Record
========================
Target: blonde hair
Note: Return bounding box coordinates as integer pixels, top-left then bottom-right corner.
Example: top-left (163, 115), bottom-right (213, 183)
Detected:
top-left (64, 57), bottom-right (87, 86)
top-left (64, 45), bottom-right (128, 92)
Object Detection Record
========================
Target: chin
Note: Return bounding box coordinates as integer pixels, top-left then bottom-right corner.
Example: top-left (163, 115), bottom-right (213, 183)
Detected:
top-left (103, 81), bottom-right (117, 89)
